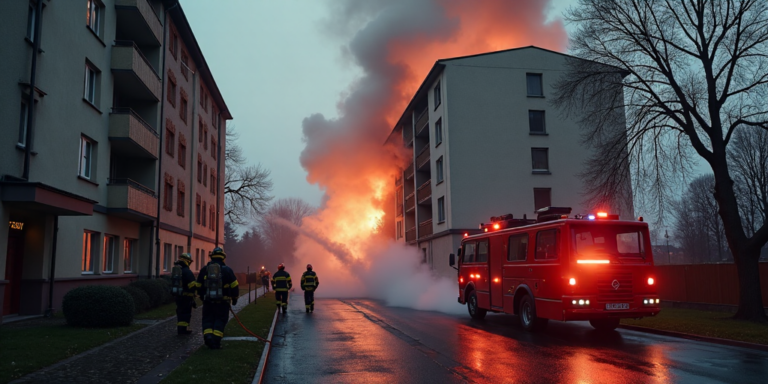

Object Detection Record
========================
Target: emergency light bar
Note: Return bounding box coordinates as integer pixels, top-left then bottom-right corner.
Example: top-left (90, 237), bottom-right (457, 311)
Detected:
top-left (479, 213), bottom-right (536, 232)
top-left (576, 260), bottom-right (610, 264)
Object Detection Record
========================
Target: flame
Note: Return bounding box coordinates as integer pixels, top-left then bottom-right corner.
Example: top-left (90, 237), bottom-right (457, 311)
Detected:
top-left (293, 0), bottom-right (567, 299)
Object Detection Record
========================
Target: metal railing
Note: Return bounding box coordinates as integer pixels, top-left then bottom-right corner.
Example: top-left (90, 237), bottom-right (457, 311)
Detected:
top-left (402, 126), bottom-right (413, 146)
top-left (416, 145), bottom-right (430, 169)
top-left (111, 107), bottom-right (158, 135)
top-left (415, 108), bottom-right (429, 136)
top-left (108, 178), bottom-right (156, 197)
top-left (113, 40), bottom-right (160, 79)
top-left (417, 180), bottom-right (431, 203)
top-left (419, 219), bottom-right (433, 238)
top-left (405, 227), bottom-right (416, 242)
top-left (405, 193), bottom-right (415, 212)
top-left (404, 163), bottom-right (414, 180)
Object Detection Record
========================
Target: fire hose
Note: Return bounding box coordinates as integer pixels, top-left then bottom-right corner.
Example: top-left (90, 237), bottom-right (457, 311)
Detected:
top-left (229, 307), bottom-right (270, 343)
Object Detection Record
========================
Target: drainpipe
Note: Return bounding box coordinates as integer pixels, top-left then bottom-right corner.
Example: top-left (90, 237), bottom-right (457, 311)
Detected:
top-left (45, 216), bottom-right (58, 317)
top-left (22, 0), bottom-right (44, 180)
top-left (155, 1), bottom-right (180, 279)
top-left (216, 116), bottom-right (221, 246)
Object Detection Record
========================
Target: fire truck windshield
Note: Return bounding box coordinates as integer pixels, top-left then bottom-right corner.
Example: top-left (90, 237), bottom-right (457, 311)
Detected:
top-left (571, 225), bottom-right (646, 261)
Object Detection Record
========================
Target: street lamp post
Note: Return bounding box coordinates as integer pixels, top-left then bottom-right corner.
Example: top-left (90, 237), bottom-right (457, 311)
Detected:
top-left (665, 230), bottom-right (671, 264)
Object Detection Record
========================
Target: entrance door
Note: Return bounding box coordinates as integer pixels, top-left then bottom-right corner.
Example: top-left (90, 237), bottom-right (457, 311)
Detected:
top-left (3, 231), bottom-right (24, 316)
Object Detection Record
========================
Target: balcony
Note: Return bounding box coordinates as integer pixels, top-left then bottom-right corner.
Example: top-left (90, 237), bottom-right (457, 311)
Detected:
top-left (396, 202), bottom-right (403, 217)
top-left (395, 175), bottom-right (402, 187)
top-left (415, 108), bottom-right (429, 137)
top-left (112, 41), bottom-right (161, 101)
top-left (115, 0), bottom-right (162, 46)
top-left (416, 146), bottom-right (430, 171)
top-left (404, 162), bottom-right (414, 180)
top-left (405, 227), bottom-right (416, 243)
top-left (107, 179), bottom-right (157, 222)
top-left (109, 108), bottom-right (159, 159)
top-left (417, 180), bottom-right (431, 204)
top-left (405, 193), bottom-right (415, 213)
top-left (419, 219), bottom-right (433, 239)
top-left (403, 125), bottom-right (413, 147)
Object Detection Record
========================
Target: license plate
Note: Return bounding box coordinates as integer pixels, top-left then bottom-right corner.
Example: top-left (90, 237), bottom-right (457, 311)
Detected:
top-left (605, 303), bottom-right (629, 310)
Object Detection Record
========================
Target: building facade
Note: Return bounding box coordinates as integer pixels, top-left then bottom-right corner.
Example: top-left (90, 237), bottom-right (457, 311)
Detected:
top-left (0, 0), bottom-right (230, 320)
top-left (388, 47), bottom-right (632, 278)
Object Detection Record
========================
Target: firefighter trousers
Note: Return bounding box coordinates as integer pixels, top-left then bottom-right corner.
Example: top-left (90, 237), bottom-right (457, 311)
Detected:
top-left (275, 291), bottom-right (288, 311)
top-left (304, 290), bottom-right (315, 311)
top-left (202, 301), bottom-right (230, 348)
top-left (175, 296), bottom-right (193, 329)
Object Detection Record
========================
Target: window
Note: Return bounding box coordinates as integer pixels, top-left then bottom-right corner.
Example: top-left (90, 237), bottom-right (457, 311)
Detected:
top-left (82, 231), bottom-right (97, 273)
top-left (198, 118), bottom-right (203, 143)
top-left (535, 229), bottom-right (558, 260)
top-left (181, 50), bottom-right (189, 79)
top-left (210, 174), bottom-right (216, 194)
top-left (86, 0), bottom-right (103, 37)
top-left (197, 159), bottom-right (202, 183)
top-left (396, 221), bottom-right (402, 239)
top-left (531, 148), bottom-right (549, 172)
top-left (534, 188), bottom-right (551, 211)
top-left (437, 196), bottom-right (445, 223)
top-left (462, 242), bottom-right (476, 263)
top-left (84, 63), bottom-right (99, 105)
top-left (202, 201), bottom-right (207, 227)
top-left (175, 245), bottom-right (184, 264)
top-left (178, 141), bottom-right (186, 168)
top-left (167, 76), bottom-right (176, 106)
top-left (26, 3), bottom-right (37, 42)
top-left (18, 101), bottom-right (30, 146)
top-left (163, 180), bottom-right (173, 211)
top-left (507, 234), bottom-right (529, 262)
top-left (203, 164), bottom-right (208, 187)
top-left (433, 81), bottom-right (441, 108)
top-left (196, 194), bottom-right (201, 225)
top-left (124, 239), bottom-right (135, 273)
top-left (165, 128), bottom-right (175, 157)
top-left (163, 243), bottom-right (172, 272)
top-left (212, 107), bottom-right (218, 128)
top-left (572, 226), bottom-right (646, 259)
top-left (476, 240), bottom-right (489, 263)
top-left (200, 85), bottom-right (204, 107)
top-left (210, 206), bottom-right (215, 230)
top-left (203, 127), bottom-right (208, 151)
top-left (528, 110), bottom-right (546, 134)
top-left (211, 138), bottom-right (216, 160)
top-left (103, 235), bottom-right (116, 273)
top-left (436, 157), bottom-right (444, 183)
top-left (435, 118), bottom-right (442, 146)
top-left (180, 93), bottom-right (188, 123)
top-left (177, 189), bottom-right (185, 216)
top-left (526, 73), bottom-right (543, 97)
top-left (169, 30), bottom-right (178, 59)
top-left (79, 136), bottom-right (93, 179)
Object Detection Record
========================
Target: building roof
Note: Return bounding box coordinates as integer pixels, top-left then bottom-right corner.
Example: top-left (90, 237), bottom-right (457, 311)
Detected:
top-left (165, 1), bottom-right (232, 120)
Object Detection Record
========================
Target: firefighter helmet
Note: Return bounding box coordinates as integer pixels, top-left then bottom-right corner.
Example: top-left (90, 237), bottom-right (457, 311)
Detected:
top-left (210, 247), bottom-right (226, 259)
top-left (179, 253), bottom-right (192, 262)
top-left (307, 264), bottom-right (313, 271)
top-left (277, 263), bottom-right (285, 271)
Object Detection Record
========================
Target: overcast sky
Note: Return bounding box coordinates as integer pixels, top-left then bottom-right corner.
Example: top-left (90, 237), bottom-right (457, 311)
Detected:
top-left (182, 0), bottom-right (575, 208)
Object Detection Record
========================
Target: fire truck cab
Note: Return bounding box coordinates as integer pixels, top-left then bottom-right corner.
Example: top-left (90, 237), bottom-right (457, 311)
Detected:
top-left (449, 207), bottom-right (659, 332)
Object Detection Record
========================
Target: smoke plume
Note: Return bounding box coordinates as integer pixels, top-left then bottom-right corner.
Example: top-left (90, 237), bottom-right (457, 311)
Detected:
top-left (293, 0), bottom-right (567, 314)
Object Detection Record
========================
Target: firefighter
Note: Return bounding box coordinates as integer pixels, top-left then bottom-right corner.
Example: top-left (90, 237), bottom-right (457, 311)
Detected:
top-left (271, 263), bottom-right (292, 313)
top-left (300, 264), bottom-right (319, 313)
top-left (196, 247), bottom-right (239, 349)
top-left (260, 266), bottom-right (271, 292)
top-left (173, 253), bottom-right (197, 335)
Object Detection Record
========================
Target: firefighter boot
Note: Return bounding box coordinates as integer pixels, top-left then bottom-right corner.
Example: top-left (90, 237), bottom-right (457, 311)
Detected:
top-left (177, 326), bottom-right (192, 335)
top-left (204, 334), bottom-right (214, 348)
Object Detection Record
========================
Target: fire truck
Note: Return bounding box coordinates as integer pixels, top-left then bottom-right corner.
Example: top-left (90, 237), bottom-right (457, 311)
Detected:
top-left (449, 207), bottom-right (659, 331)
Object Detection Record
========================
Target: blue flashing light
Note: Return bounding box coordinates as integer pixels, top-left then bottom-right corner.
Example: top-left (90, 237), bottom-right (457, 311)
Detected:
top-left (588, 215), bottom-right (596, 220)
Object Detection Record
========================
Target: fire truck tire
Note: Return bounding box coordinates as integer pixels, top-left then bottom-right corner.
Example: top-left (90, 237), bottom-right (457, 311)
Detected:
top-left (589, 318), bottom-right (620, 331)
top-left (466, 291), bottom-right (487, 320)
top-left (518, 295), bottom-right (548, 332)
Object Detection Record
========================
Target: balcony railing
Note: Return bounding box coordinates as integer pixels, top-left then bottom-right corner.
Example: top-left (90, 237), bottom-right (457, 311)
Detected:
top-left (405, 193), bottom-right (415, 212)
top-left (417, 180), bottom-right (431, 204)
top-left (404, 162), bottom-right (414, 180)
top-left (109, 108), bottom-right (159, 159)
top-left (405, 227), bottom-right (416, 242)
top-left (107, 178), bottom-right (158, 220)
top-left (115, 0), bottom-right (163, 46)
top-left (416, 145), bottom-right (430, 170)
top-left (402, 125), bottom-right (413, 147)
top-left (396, 203), bottom-right (403, 217)
top-left (112, 40), bottom-right (161, 101)
top-left (419, 219), bottom-right (433, 238)
top-left (415, 108), bottom-right (429, 137)
top-left (395, 175), bottom-right (402, 187)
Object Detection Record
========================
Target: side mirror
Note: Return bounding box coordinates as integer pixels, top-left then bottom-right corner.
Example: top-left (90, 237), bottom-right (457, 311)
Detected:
top-left (449, 253), bottom-right (455, 267)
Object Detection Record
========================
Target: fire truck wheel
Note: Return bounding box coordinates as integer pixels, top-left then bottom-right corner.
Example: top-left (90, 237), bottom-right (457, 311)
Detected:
top-left (466, 290), bottom-right (487, 320)
top-left (589, 318), bottom-right (620, 331)
top-left (518, 295), bottom-right (548, 332)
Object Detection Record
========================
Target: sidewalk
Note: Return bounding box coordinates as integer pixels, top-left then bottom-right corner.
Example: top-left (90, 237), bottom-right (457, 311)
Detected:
top-left (12, 287), bottom-right (268, 384)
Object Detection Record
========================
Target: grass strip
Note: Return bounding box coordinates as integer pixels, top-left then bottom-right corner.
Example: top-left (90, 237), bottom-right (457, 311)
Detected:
top-left (0, 321), bottom-right (144, 382)
top-left (161, 292), bottom-right (276, 384)
top-left (135, 298), bottom-right (203, 320)
top-left (622, 308), bottom-right (768, 345)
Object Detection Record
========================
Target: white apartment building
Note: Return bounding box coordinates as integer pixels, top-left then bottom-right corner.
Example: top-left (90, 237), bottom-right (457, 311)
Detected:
top-left (388, 47), bottom-right (633, 278)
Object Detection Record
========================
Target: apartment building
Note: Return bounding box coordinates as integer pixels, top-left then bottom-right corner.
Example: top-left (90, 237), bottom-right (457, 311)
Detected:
top-left (0, 0), bottom-right (230, 320)
top-left (388, 47), bottom-right (632, 278)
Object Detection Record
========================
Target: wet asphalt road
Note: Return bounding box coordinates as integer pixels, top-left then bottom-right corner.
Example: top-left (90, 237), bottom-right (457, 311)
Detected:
top-left (264, 295), bottom-right (768, 383)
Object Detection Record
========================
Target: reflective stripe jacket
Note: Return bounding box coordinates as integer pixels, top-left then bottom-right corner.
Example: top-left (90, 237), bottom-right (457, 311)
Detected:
top-left (177, 261), bottom-right (197, 297)
top-left (271, 270), bottom-right (292, 292)
top-left (300, 271), bottom-right (319, 291)
top-left (195, 259), bottom-right (239, 302)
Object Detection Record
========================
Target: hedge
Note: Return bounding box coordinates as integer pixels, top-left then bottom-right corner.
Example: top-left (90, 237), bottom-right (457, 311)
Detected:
top-left (122, 285), bottom-right (151, 313)
top-left (129, 279), bottom-right (171, 308)
top-left (62, 285), bottom-right (134, 327)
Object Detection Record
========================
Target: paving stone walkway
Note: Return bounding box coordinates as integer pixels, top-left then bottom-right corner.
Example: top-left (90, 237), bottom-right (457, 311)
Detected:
top-left (13, 287), bottom-right (267, 384)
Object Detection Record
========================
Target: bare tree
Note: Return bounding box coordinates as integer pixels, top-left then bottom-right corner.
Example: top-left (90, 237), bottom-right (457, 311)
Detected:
top-left (225, 126), bottom-right (274, 226)
top-left (671, 175), bottom-right (727, 263)
top-left (258, 198), bottom-right (316, 265)
top-left (554, 0), bottom-right (768, 321)
top-left (730, 128), bottom-right (768, 236)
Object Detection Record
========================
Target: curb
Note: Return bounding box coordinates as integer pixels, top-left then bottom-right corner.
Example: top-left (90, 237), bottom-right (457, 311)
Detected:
top-left (618, 324), bottom-right (768, 353)
top-left (251, 307), bottom-right (279, 384)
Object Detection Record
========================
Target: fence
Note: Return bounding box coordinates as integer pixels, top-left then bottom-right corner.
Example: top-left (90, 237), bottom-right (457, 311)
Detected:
top-left (655, 263), bottom-right (768, 308)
